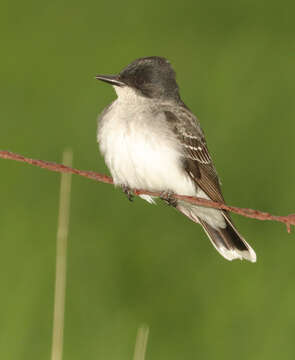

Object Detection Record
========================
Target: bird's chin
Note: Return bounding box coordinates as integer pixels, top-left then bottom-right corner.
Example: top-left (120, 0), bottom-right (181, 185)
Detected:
top-left (113, 85), bottom-right (140, 100)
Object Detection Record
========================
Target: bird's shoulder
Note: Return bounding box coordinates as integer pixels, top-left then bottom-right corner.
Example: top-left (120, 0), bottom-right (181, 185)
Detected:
top-left (157, 103), bottom-right (211, 165)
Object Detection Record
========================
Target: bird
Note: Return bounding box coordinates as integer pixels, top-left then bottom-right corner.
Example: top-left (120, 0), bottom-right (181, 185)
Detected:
top-left (96, 56), bottom-right (256, 262)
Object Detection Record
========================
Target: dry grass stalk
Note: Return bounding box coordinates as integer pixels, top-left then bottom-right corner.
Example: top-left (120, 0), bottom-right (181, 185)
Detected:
top-left (133, 324), bottom-right (149, 360)
top-left (51, 149), bottom-right (73, 360)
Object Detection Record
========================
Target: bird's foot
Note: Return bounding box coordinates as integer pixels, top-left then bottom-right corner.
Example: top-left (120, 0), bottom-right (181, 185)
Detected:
top-left (122, 185), bottom-right (134, 202)
top-left (160, 190), bottom-right (177, 207)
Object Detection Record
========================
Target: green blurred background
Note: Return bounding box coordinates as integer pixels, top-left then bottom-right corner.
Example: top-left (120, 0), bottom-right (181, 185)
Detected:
top-left (1, 0), bottom-right (295, 359)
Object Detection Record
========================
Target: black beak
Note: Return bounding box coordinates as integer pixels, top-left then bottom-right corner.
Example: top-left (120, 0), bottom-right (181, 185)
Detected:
top-left (95, 74), bottom-right (125, 87)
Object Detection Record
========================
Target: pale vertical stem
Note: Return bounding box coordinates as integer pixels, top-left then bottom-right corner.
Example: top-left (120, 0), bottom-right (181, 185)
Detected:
top-left (133, 324), bottom-right (150, 360)
top-left (51, 149), bottom-right (73, 360)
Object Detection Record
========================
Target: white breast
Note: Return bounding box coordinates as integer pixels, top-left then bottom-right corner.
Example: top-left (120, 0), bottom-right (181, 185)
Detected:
top-left (98, 88), bottom-right (196, 198)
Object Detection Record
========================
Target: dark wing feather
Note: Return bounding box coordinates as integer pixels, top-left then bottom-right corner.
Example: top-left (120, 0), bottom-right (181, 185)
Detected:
top-left (163, 108), bottom-right (256, 263)
top-left (164, 109), bottom-right (224, 203)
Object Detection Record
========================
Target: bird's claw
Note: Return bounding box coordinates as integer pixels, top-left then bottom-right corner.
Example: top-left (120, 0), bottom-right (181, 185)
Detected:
top-left (122, 185), bottom-right (134, 202)
top-left (160, 190), bottom-right (177, 207)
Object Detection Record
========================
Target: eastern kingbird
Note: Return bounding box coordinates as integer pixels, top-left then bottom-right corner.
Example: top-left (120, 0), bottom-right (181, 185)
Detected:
top-left (96, 56), bottom-right (256, 262)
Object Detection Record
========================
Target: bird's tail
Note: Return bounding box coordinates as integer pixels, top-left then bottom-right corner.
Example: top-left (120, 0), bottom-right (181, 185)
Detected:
top-left (177, 205), bottom-right (256, 262)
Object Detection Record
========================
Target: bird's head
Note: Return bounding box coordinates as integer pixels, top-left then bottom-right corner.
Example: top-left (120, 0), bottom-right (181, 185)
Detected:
top-left (96, 56), bottom-right (180, 101)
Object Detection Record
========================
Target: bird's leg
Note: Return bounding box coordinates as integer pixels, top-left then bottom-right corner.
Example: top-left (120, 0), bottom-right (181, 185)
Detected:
top-left (160, 190), bottom-right (177, 207)
top-left (122, 185), bottom-right (134, 202)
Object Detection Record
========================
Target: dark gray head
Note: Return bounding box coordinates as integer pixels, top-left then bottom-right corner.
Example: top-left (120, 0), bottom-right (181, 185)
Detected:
top-left (96, 56), bottom-right (180, 101)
